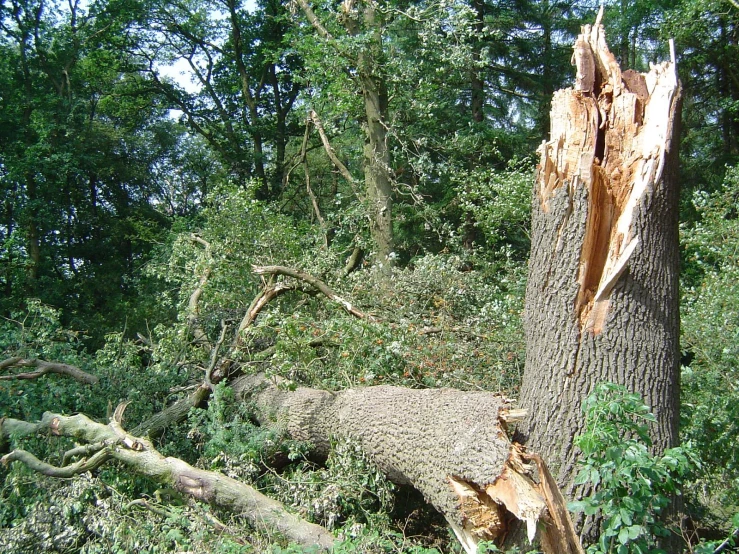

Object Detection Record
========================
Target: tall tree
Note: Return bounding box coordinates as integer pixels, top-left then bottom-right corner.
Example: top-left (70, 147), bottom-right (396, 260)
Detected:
top-left (0, 0), bottom-right (178, 337)
top-left (140, 0), bottom-right (303, 199)
top-left (294, 0), bottom-right (395, 268)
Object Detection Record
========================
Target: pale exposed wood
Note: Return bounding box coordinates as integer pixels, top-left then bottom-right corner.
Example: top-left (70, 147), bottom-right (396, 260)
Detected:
top-left (535, 10), bottom-right (679, 336)
top-left (518, 11), bottom-right (682, 545)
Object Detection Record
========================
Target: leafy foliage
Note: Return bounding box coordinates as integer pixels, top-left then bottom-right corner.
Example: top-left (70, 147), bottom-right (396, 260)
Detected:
top-left (570, 383), bottom-right (697, 554)
top-left (680, 169), bottom-right (739, 515)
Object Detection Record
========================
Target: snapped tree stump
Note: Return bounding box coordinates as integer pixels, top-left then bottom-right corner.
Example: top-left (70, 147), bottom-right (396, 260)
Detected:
top-left (517, 8), bottom-right (682, 501)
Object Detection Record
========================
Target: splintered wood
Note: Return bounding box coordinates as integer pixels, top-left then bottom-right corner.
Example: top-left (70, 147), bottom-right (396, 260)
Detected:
top-left (448, 444), bottom-right (583, 554)
top-left (536, 8), bottom-right (679, 335)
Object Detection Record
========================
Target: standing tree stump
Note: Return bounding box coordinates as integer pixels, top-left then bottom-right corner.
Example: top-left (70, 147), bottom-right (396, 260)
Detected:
top-left (516, 8), bottom-right (682, 504)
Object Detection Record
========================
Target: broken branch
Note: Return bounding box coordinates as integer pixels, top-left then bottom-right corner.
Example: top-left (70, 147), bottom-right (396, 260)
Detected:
top-left (0, 357), bottom-right (99, 385)
top-left (252, 265), bottom-right (374, 320)
top-left (0, 412), bottom-right (335, 550)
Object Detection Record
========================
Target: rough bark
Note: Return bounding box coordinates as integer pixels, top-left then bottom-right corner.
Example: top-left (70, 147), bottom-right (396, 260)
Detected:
top-left (234, 373), bottom-right (582, 554)
top-left (516, 11), bottom-right (681, 499)
top-left (342, 1), bottom-right (394, 270)
top-left (0, 412), bottom-right (335, 551)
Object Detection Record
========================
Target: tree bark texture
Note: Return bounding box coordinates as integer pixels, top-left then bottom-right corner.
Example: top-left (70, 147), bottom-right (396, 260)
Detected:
top-left (235, 374), bottom-right (582, 554)
top-left (516, 15), bottom-right (681, 496)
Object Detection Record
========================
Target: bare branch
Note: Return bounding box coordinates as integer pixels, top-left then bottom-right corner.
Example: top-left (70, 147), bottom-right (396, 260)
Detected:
top-left (252, 265), bottom-right (375, 321)
top-left (2, 447), bottom-right (111, 477)
top-left (341, 244), bottom-right (363, 277)
top-left (300, 118), bottom-right (329, 246)
top-left (0, 357), bottom-right (98, 385)
top-left (309, 110), bottom-right (362, 200)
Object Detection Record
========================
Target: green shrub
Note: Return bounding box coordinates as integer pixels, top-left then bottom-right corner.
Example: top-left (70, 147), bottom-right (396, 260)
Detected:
top-left (569, 383), bottom-right (697, 554)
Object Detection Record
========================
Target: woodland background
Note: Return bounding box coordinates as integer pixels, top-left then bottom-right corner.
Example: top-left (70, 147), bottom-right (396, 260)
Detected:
top-left (1, 0), bottom-right (738, 552)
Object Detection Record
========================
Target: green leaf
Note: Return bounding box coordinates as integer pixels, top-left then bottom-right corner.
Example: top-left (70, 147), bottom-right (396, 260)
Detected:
top-left (590, 468), bottom-right (601, 487)
top-left (574, 470), bottom-right (590, 485)
top-left (619, 507), bottom-right (632, 526)
top-left (568, 501), bottom-right (588, 513)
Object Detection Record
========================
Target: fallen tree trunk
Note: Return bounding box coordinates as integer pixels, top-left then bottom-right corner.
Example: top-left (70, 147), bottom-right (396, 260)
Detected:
top-left (0, 412), bottom-right (335, 551)
top-left (234, 373), bottom-right (583, 554)
top-left (2, 376), bottom-right (582, 554)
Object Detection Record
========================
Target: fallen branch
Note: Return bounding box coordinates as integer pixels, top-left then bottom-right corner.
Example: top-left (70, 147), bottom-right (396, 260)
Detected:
top-left (0, 357), bottom-right (99, 385)
top-left (133, 384), bottom-right (211, 438)
top-left (0, 411), bottom-right (335, 551)
top-left (187, 234), bottom-right (213, 347)
top-left (135, 281), bottom-right (294, 437)
top-left (252, 265), bottom-right (375, 321)
top-left (341, 243), bottom-right (363, 277)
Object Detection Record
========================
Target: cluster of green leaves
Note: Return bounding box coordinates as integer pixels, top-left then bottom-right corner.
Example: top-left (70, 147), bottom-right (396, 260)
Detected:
top-left (0, 469), bottom-right (255, 554)
top-left (680, 168), bottom-right (739, 517)
top-left (264, 437), bottom-right (395, 531)
top-left (570, 383), bottom-right (697, 554)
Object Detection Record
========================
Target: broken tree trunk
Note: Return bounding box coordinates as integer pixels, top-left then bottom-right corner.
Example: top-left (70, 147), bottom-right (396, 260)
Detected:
top-left (516, 10), bottom-right (681, 502)
top-left (234, 373), bottom-right (583, 554)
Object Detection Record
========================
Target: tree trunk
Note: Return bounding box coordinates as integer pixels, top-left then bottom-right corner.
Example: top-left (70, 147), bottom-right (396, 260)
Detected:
top-left (234, 373), bottom-right (582, 554)
top-left (516, 13), bottom-right (681, 500)
top-left (358, 4), bottom-right (394, 270)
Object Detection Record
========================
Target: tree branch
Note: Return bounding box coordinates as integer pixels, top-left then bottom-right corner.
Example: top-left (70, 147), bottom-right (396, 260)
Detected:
top-left (293, 0), bottom-right (334, 40)
top-left (300, 118), bottom-right (329, 246)
top-left (0, 357), bottom-right (99, 385)
top-left (252, 265), bottom-right (375, 320)
top-left (1, 412), bottom-right (335, 551)
top-left (309, 109), bottom-right (362, 200)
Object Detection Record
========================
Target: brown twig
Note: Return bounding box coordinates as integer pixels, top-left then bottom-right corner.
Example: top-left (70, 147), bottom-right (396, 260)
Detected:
top-left (252, 265), bottom-right (375, 321)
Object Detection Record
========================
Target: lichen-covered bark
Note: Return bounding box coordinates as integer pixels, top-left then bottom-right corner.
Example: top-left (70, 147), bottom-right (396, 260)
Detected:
top-left (0, 412), bottom-right (335, 551)
top-left (516, 14), bottom-right (681, 496)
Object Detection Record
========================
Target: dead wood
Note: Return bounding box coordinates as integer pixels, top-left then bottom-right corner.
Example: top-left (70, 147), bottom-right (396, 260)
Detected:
top-left (0, 357), bottom-right (99, 385)
top-left (234, 373), bottom-right (583, 554)
top-left (252, 265), bottom-right (375, 321)
top-left (0, 411), bottom-right (335, 551)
